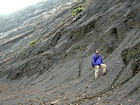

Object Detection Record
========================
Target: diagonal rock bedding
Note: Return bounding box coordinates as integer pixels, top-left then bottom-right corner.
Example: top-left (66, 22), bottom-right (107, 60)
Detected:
top-left (0, 0), bottom-right (140, 104)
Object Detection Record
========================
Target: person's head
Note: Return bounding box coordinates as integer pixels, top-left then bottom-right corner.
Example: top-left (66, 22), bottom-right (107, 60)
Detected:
top-left (95, 50), bottom-right (99, 54)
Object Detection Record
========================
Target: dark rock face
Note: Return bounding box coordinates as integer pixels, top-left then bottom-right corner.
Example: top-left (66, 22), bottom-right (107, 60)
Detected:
top-left (0, 0), bottom-right (140, 105)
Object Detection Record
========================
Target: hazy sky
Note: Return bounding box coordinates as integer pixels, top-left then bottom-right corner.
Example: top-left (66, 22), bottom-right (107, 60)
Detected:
top-left (0, 0), bottom-right (43, 14)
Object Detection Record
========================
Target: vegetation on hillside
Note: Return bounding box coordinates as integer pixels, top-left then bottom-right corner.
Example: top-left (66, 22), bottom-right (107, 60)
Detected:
top-left (72, 5), bottom-right (84, 16)
top-left (29, 40), bottom-right (37, 46)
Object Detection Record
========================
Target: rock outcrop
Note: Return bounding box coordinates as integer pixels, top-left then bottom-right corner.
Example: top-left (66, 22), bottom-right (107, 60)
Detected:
top-left (0, 0), bottom-right (140, 105)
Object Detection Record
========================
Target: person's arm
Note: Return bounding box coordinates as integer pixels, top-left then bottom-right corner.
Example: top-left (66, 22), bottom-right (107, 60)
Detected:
top-left (92, 55), bottom-right (96, 64)
top-left (93, 54), bottom-right (98, 63)
top-left (100, 56), bottom-right (104, 64)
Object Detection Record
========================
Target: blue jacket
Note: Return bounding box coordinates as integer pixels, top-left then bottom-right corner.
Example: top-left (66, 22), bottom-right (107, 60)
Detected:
top-left (92, 54), bottom-right (104, 66)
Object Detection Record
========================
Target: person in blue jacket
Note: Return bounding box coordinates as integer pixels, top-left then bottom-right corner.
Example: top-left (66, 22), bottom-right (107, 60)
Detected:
top-left (91, 50), bottom-right (106, 79)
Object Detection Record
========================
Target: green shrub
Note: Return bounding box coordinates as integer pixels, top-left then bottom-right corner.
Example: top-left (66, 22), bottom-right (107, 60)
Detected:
top-left (81, 4), bottom-right (84, 7)
top-left (33, 26), bottom-right (36, 29)
top-left (72, 6), bottom-right (84, 16)
top-left (20, 49), bottom-right (23, 53)
top-left (29, 40), bottom-right (37, 46)
top-left (60, 21), bottom-right (64, 25)
top-left (86, 0), bottom-right (90, 2)
top-left (24, 47), bottom-right (27, 50)
top-left (19, 47), bottom-right (27, 54)
top-left (78, 0), bottom-right (82, 2)
top-left (68, 8), bottom-right (71, 12)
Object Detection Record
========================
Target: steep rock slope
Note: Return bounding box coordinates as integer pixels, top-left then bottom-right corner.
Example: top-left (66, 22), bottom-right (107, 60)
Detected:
top-left (0, 0), bottom-right (76, 64)
top-left (0, 0), bottom-right (140, 105)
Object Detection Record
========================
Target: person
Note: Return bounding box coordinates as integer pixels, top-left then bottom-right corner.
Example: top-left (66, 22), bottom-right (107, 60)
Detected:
top-left (91, 50), bottom-right (107, 79)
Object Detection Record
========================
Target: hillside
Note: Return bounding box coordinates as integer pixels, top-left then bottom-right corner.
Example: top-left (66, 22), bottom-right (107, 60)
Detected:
top-left (0, 0), bottom-right (140, 105)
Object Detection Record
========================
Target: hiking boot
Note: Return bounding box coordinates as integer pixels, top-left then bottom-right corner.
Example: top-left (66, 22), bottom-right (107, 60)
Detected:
top-left (102, 73), bottom-right (106, 76)
top-left (102, 68), bottom-right (107, 76)
top-left (95, 77), bottom-right (98, 80)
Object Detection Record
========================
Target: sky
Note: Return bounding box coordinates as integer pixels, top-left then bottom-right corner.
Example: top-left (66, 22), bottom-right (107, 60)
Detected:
top-left (0, 0), bottom-right (43, 15)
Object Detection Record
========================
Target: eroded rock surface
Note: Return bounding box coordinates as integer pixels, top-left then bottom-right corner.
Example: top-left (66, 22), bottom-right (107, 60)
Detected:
top-left (0, 0), bottom-right (140, 105)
